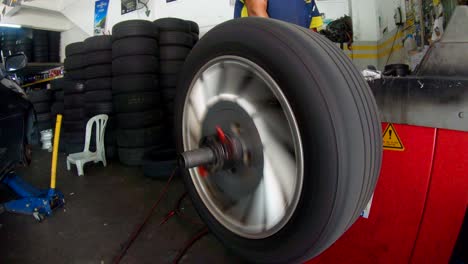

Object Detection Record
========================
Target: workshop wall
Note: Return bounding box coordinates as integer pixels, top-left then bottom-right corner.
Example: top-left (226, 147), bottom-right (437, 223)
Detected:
top-left (316, 0), bottom-right (350, 20)
top-left (377, 0), bottom-right (407, 38)
top-left (56, 0), bottom-right (408, 70)
top-left (0, 4), bottom-right (72, 32)
top-left (60, 24), bottom-right (89, 62)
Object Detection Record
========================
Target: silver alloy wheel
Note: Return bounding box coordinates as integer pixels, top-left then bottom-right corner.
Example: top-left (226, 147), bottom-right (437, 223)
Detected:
top-left (182, 55), bottom-right (304, 239)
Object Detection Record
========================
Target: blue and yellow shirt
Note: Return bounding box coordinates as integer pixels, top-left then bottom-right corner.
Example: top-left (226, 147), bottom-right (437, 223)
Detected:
top-left (234, 0), bottom-right (323, 29)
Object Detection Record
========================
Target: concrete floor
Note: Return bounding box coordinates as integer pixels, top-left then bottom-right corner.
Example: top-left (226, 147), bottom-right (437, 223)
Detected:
top-left (0, 149), bottom-right (244, 263)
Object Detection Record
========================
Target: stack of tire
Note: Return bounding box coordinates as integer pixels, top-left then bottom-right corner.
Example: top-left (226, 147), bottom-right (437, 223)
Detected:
top-left (83, 35), bottom-right (115, 159)
top-left (63, 42), bottom-right (87, 154)
top-left (1, 28), bottom-right (18, 58)
top-left (154, 18), bottom-right (199, 146)
top-left (50, 78), bottom-right (65, 123)
top-left (29, 89), bottom-right (53, 132)
top-left (16, 37), bottom-right (33, 61)
top-left (48, 31), bottom-right (61, 62)
top-left (33, 30), bottom-right (49, 63)
top-left (112, 20), bottom-right (164, 166)
top-left (49, 78), bottom-right (65, 151)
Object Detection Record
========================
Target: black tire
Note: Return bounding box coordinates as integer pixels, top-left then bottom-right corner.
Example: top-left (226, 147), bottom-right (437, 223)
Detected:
top-left (64, 94), bottom-right (85, 109)
top-left (142, 147), bottom-right (177, 179)
top-left (160, 60), bottom-right (184, 74)
top-left (105, 144), bottom-right (117, 160)
top-left (85, 78), bottom-right (112, 91)
top-left (34, 46), bottom-right (49, 53)
top-left (112, 74), bottom-right (158, 95)
top-left (63, 81), bottom-right (85, 95)
top-left (64, 55), bottom-right (86, 70)
top-left (4, 40), bottom-right (17, 46)
top-left (50, 78), bottom-right (67, 90)
top-left (36, 121), bottom-right (52, 131)
top-left (17, 41), bottom-right (32, 47)
top-left (33, 56), bottom-right (49, 63)
top-left (54, 90), bottom-right (64, 101)
top-left (84, 102), bottom-right (113, 116)
top-left (85, 50), bottom-right (112, 66)
top-left (64, 108), bottom-right (86, 121)
top-left (117, 125), bottom-right (164, 147)
top-left (163, 100), bottom-right (175, 116)
top-left (85, 64), bottom-right (112, 79)
top-left (84, 35), bottom-right (112, 52)
top-left (175, 18), bottom-right (382, 263)
top-left (64, 142), bottom-right (84, 154)
top-left (62, 80), bottom-right (83, 94)
top-left (187, 20), bottom-right (200, 34)
top-left (63, 120), bottom-right (86, 132)
top-left (48, 55), bottom-right (60, 63)
top-left (33, 40), bottom-right (48, 47)
top-left (191, 32), bottom-right (200, 45)
top-left (33, 102), bottom-right (51, 113)
top-left (65, 70), bottom-right (86, 80)
top-left (48, 31), bottom-right (60, 39)
top-left (113, 92), bottom-right (161, 113)
top-left (161, 87), bottom-right (176, 101)
top-left (17, 43), bottom-right (32, 50)
top-left (112, 55), bottom-right (159, 76)
top-left (159, 46), bottom-right (191, 60)
top-left (154, 18), bottom-right (191, 33)
top-left (4, 36), bottom-right (17, 42)
top-left (116, 109), bottom-right (163, 129)
top-left (29, 90), bottom-right (51, 103)
top-left (36, 113), bottom-right (51, 122)
top-left (160, 74), bottom-right (178, 87)
top-left (118, 147), bottom-right (152, 166)
top-left (84, 90), bottom-right (112, 102)
top-left (51, 102), bottom-right (64, 115)
top-left (159, 32), bottom-right (194, 47)
top-left (112, 37), bottom-right (158, 59)
top-left (63, 132), bottom-right (86, 144)
top-left (66, 42), bottom-right (85, 56)
top-left (112, 20), bottom-right (158, 41)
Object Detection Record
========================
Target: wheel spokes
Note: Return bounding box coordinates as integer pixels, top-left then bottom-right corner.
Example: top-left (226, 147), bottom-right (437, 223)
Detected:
top-left (183, 57), bottom-right (303, 239)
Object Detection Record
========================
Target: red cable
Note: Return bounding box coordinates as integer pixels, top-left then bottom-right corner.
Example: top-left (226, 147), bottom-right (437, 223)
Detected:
top-left (174, 192), bottom-right (204, 226)
top-left (173, 227), bottom-right (210, 264)
top-left (112, 169), bottom-right (177, 264)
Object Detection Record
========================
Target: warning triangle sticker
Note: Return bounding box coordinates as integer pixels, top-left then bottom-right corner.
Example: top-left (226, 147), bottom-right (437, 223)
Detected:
top-left (382, 123), bottom-right (405, 151)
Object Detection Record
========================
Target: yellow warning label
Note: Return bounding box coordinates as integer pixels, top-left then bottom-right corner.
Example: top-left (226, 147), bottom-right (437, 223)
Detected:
top-left (382, 123), bottom-right (405, 151)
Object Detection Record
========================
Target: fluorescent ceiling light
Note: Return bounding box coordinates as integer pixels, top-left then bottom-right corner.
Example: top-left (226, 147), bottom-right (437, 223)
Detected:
top-left (0, 23), bottom-right (22, 28)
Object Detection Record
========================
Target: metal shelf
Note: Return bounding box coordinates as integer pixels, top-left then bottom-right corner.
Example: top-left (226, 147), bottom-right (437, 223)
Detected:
top-left (21, 76), bottom-right (63, 88)
top-left (16, 62), bottom-right (63, 76)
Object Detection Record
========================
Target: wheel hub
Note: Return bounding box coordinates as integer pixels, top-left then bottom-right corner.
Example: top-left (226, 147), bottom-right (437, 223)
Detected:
top-left (180, 101), bottom-right (264, 201)
top-left (181, 56), bottom-right (304, 239)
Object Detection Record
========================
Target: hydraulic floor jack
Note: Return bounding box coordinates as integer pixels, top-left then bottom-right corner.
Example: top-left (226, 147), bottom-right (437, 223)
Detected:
top-left (1, 115), bottom-right (65, 221)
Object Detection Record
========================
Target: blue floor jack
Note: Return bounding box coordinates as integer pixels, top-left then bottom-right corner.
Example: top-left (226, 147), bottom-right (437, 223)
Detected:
top-left (1, 115), bottom-right (65, 221)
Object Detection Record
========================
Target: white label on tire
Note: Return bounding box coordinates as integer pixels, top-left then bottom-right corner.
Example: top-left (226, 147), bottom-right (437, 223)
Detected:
top-left (361, 194), bottom-right (374, 219)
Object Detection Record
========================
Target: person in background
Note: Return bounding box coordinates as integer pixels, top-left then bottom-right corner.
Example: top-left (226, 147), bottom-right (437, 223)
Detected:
top-left (234, 0), bottom-right (324, 32)
top-left (431, 0), bottom-right (445, 42)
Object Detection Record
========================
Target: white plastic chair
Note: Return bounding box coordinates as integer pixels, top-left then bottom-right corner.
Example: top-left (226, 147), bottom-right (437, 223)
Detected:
top-left (66, 114), bottom-right (108, 176)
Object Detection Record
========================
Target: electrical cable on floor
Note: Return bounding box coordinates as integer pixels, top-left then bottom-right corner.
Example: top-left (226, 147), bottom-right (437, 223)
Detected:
top-left (112, 169), bottom-right (178, 264)
top-left (173, 191), bottom-right (204, 226)
top-left (112, 168), bottom-right (210, 264)
top-left (173, 227), bottom-right (210, 264)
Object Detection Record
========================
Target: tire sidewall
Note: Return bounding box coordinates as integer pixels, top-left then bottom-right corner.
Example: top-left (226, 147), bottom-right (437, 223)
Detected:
top-left (175, 18), bottom-right (373, 263)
